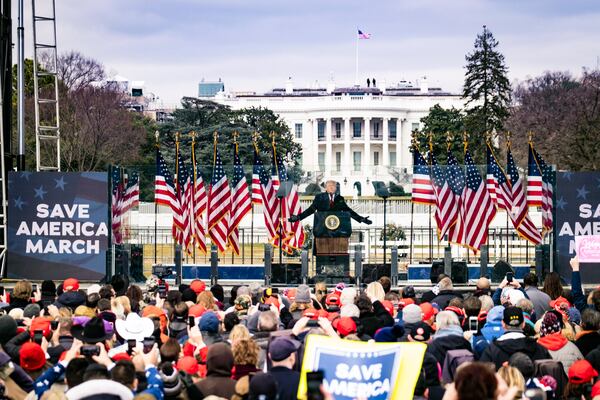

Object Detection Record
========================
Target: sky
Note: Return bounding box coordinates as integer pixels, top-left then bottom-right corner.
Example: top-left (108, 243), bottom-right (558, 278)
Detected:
top-left (13, 0), bottom-right (600, 106)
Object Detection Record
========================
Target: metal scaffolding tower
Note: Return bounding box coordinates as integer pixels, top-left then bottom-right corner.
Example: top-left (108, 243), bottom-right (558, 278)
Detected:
top-left (32, 0), bottom-right (61, 171)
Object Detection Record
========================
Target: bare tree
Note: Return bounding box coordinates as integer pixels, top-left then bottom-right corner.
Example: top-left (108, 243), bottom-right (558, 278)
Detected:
top-left (54, 51), bottom-right (105, 91)
top-left (506, 70), bottom-right (600, 171)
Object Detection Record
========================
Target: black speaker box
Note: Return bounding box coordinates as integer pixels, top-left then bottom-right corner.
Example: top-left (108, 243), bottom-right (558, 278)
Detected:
top-left (492, 260), bottom-right (514, 283)
top-left (272, 264), bottom-right (301, 284)
top-left (430, 260), bottom-right (445, 283)
top-left (451, 261), bottom-right (468, 284)
top-left (362, 263), bottom-right (390, 284)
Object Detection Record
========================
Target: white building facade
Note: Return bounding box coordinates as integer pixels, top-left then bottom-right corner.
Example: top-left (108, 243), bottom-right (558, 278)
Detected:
top-left (212, 78), bottom-right (466, 196)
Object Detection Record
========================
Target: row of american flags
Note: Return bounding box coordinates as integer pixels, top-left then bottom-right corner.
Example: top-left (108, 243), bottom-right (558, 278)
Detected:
top-left (111, 166), bottom-right (140, 245)
top-left (154, 134), bottom-right (306, 255)
top-left (412, 139), bottom-right (554, 253)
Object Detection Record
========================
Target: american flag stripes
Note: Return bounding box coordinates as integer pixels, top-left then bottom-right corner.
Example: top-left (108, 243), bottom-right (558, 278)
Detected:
top-left (191, 139), bottom-right (208, 254)
top-left (228, 144), bottom-right (251, 255)
top-left (462, 149), bottom-right (495, 251)
top-left (358, 29), bottom-right (371, 39)
top-left (431, 154), bottom-right (458, 240)
top-left (173, 143), bottom-right (189, 248)
top-left (527, 143), bottom-right (543, 207)
top-left (111, 166), bottom-right (124, 245)
top-left (155, 146), bottom-right (178, 209)
top-left (446, 151), bottom-right (466, 245)
top-left (272, 145), bottom-right (305, 253)
top-left (530, 144), bottom-right (554, 237)
top-left (411, 147), bottom-right (435, 205)
top-left (507, 149), bottom-right (542, 245)
top-left (253, 149), bottom-right (279, 242)
top-left (122, 173), bottom-right (139, 214)
top-left (486, 143), bottom-right (512, 212)
top-left (207, 142), bottom-right (231, 253)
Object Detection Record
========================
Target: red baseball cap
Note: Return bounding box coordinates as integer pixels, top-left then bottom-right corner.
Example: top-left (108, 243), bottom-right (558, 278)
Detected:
top-left (30, 317), bottom-right (52, 339)
top-left (190, 280), bottom-right (206, 294)
top-left (20, 342), bottom-right (46, 372)
top-left (550, 296), bottom-right (571, 313)
top-left (264, 296), bottom-right (280, 309)
top-left (569, 360), bottom-right (598, 384)
top-left (398, 298), bottom-right (415, 310)
top-left (381, 300), bottom-right (394, 316)
top-left (177, 356), bottom-right (200, 376)
top-left (63, 278), bottom-right (79, 291)
top-left (591, 380), bottom-right (600, 398)
top-left (325, 293), bottom-right (340, 306)
top-left (420, 302), bottom-right (438, 321)
top-left (188, 304), bottom-right (206, 318)
top-left (333, 317), bottom-right (357, 337)
top-left (111, 352), bottom-right (132, 362)
top-left (302, 308), bottom-right (319, 319)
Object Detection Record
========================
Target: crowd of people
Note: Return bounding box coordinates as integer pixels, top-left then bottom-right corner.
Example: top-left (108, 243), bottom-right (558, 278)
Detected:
top-left (0, 256), bottom-right (598, 399)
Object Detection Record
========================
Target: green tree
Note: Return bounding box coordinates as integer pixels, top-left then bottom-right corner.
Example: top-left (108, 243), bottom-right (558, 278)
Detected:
top-left (417, 104), bottom-right (467, 163)
top-left (463, 25), bottom-right (511, 136)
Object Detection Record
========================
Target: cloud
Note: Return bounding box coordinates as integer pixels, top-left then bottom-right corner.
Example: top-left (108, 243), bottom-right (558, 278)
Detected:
top-left (12, 0), bottom-right (600, 104)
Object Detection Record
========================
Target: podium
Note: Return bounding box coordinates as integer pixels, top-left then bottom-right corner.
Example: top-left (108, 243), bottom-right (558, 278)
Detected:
top-left (313, 211), bottom-right (351, 282)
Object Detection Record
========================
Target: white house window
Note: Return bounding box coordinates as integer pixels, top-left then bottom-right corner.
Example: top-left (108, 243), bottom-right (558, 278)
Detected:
top-left (335, 123), bottom-right (342, 138)
top-left (411, 122), bottom-right (420, 132)
top-left (389, 120), bottom-right (397, 139)
top-left (318, 152), bottom-right (325, 172)
top-left (353, 151), bottom-right (361, 171)
top-left (335, 152), bottom-right (341, 171)
top-left (294, 123), bottom-right (303, 139)
top-left (353, 122), bottom-right (362, 138)
top-left (389, 151), bottom-right (397, 167)
top-left (373, 151), bottom-right (380, 166)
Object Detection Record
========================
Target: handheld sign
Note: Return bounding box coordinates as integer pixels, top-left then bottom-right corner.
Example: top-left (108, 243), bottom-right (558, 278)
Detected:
top-left (297, 335), bottom-right (426, 400)
top-left (575, 235), bottom-right (600, 263)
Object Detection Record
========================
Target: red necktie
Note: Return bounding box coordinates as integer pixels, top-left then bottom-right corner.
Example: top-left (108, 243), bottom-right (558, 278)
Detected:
top-left (329, 194), bottom-right (334, 208)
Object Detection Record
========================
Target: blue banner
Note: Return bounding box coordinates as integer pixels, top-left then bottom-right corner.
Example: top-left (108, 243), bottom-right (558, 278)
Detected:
top-left (8, 172), bottom-right (108, 280)
top-left (556, 171), bottom-right (600, 282)
top-left (298, 335), bottom-right (426, 399)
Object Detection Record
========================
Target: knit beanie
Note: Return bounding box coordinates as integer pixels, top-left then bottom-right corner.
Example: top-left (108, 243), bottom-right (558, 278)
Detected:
top-left (159, 363), bottom-right (183, 397)
top-left (540, 312), bottom-right (562, 337)
top-left (0, 315), bottom-right (17, 345)
top-left (23, 304), bottom-right (41, 319)
top-left (295, 285), bottom-right (311, 304)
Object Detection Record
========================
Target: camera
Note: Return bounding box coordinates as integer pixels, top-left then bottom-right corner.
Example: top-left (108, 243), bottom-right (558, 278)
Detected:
top-left (152, 264), bottom-right (174, 279)
top-left (81, 345), bottom-right (100, 357)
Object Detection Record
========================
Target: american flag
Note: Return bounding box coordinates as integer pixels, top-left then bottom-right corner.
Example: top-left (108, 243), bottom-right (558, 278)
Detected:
top-left (253, 149), bottom-right (279, 242)
top-left (191, 140), bottom-right (207, 254)
top-left (431, 154), bottom-right (458, 240)
top-left (446, 151), bottom-right (465, 245)
top-left (228, 144), bottom-right (251, 255)
top-left (486, 143), bottom-right (512, 212)
top-left (462, 150), bottom-right (496, 252)
top-left (527, 143), bottom-right (543, 207)
top-left (358, 29), bottom-right (371, 39)
top-left (181, 164), bottom-right (195, 255)
top-left (530, 145), bottom-right (554, 236)
top-left (411, 147), bottom-right (435, 205)
top-left (155, 146), bottom-right (178, 209)
top-left (122, 172), bottom-right (139, 213)
top-left (272, 146), bottom-right (305, 253)
top-left (507, 149), bottom-right (542, 245)
top-left (111, 166), bottom-right (125, 245)
top-left (173, 144), bottom-right (189, 248)
top-left (207, 144), bottom-right (231, 253)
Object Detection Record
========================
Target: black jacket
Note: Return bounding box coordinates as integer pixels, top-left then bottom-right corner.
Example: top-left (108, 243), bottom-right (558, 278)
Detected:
top-left (4, 331), bottom-right (31, 364)
top-left (431, 290), bottom-right (463, 309)
top-left (427, 334), bottom-right (472, 366)
top-left (296, 192), bottom-right (365, 222)
top-left (359, 300), bottom-right (395, 338)
top-left (575, 332), bottom-right (600, 357)
top-left (479, 334), bottom-right (551, 369)
top-left (6, 298), bottom-right (31, 312)
top-left (269, 366), bottom-right (301, 400)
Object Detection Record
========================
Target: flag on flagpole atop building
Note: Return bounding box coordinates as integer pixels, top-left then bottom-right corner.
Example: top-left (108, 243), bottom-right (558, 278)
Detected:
top-left (358, 29), bottom-right (371, 39)
top-left (229, 138), bottom-right (251, 255)
top-left (207, 135), bottom-right (231, 253)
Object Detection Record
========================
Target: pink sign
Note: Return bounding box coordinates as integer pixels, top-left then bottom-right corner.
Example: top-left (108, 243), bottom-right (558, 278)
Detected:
top-left (576, 236), bottom-right (600, 263)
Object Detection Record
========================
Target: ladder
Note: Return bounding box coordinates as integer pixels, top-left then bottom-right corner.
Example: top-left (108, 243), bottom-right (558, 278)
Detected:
top-left (0, 66), bottom-right (7, 278)
top-left (32, 0), bottom-right (60, 171)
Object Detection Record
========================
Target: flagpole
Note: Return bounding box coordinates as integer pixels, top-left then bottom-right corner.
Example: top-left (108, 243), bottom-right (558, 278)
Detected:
top-left (154, 132), bottom-right (160, 265)
top-left (428, 132), bottom-right (434, 262)
top-left (506, 132), bottom-right (511, 263)
top-left (355, 28), bottom-right (359, 85)
top-left (251, 133), bottom-right (258, 264)
top-left (409, 132), bottom-right (417, 264)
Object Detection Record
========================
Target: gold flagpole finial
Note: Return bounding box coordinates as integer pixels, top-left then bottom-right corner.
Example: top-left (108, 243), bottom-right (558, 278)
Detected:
top-left (213, 131), bottom-right (218, 143)
top-left (270, 130), bottom-right (276, 145)
top-left (154, 130), bottom-right (160, 144)
top-left (252, 131), bottom-right (259, 143)
top-left (175, 131), bottom-right (180, 143)
top-left (233, 131), bottom-right (239, 144)
top-left (190, 130), bottom-right (196, 141)
top-left (505, 131), bottom-right (512, 148)
top-left (427, 132), bottom-right (433, 153)
top-left (463, 131), bottom-right (469, 153)
top-left (446, 132), bottom-right (453, 152)
top-left (528, 131), bottom-right (533, 143)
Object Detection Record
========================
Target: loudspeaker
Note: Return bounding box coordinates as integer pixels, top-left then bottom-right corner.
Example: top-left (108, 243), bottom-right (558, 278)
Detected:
top-left (362, 263), bottom-right (390, 284)
top-left (130, 245), bottom-right (144, 282)
top-left (272, 264), bottom-right (302, 284)
top-left (451, 261), bottom-right (468, 284)
top-left (430, 260), bottom-right (445, 284)
top-left (492, 260), bottom-right (514, 283)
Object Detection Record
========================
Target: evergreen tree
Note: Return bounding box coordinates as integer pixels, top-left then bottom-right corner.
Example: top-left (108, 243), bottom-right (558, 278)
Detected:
top-left (463, 25), bottom-right (511, 136)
